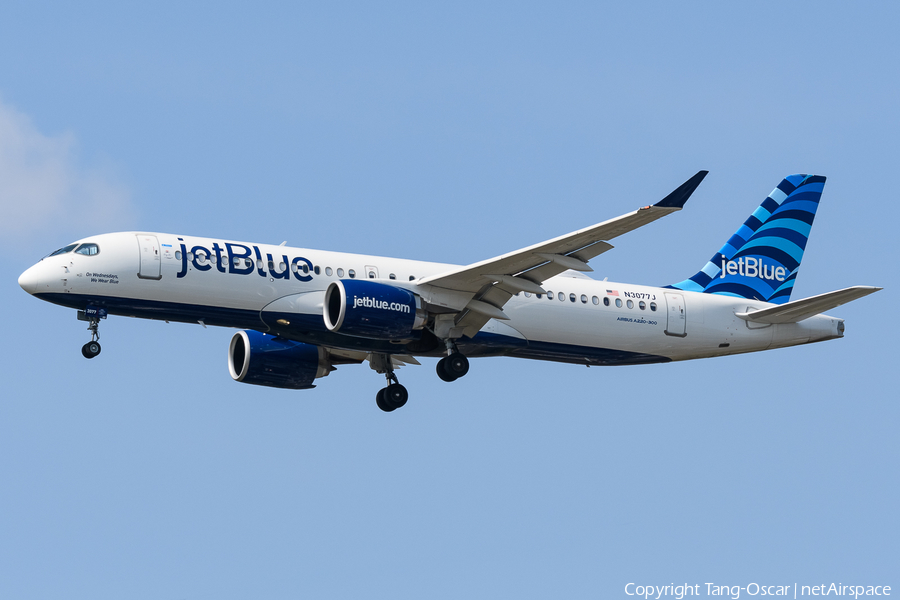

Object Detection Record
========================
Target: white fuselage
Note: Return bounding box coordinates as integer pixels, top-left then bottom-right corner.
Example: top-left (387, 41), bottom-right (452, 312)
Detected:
top-left (19, 231), bottom-right (844, 366)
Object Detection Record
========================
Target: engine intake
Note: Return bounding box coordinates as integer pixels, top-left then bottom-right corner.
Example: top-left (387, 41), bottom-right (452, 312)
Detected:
top-left (228, 330), bottom-right (330, 389)
top-left (324, 279), bottom-right (426, 340)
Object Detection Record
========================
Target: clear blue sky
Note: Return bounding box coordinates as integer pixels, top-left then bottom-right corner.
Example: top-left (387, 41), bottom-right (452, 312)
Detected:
top-left (1, 2), bottom-right (896, 598)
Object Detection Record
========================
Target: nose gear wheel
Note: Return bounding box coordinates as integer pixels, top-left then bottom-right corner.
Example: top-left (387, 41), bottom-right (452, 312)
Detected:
top-left (81, 315), bottom-right (102, 359)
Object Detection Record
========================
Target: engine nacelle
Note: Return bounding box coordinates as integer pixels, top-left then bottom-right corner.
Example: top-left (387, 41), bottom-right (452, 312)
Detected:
top-left (228, 330), bottom-right (330, 389)
top-left (324, 279), bottom-right (426, 340)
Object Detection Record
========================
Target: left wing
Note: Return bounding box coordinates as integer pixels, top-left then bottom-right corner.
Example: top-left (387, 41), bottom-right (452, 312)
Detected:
top-left (419, 171), bottom-right (708, 337)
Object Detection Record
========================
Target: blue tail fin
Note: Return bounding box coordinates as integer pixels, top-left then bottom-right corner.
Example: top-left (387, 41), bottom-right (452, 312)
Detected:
top-left (667, 174), bottom-right (826, 304)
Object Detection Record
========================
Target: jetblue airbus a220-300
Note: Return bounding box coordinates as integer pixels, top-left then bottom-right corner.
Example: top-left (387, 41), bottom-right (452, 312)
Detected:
top-left (19, 172), bottom-right (880, 412)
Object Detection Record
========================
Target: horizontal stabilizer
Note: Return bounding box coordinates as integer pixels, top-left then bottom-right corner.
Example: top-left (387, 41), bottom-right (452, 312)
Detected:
top-left (735, 286), bottom-right (882, 324)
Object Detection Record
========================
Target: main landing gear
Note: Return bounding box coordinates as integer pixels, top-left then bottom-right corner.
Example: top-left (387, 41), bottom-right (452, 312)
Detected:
top-left (370, 353), bottom-right (408, 413)
top-left (436, 338), bottom-right (469, 382)
top-left (376, 372), bottom-right (408, 413)
top-left (370, 346), bottom-right (470, 413)
top-left (77, 311), bottom-right (102, 359)
top-left (436, 352), bottom-right (469, 382)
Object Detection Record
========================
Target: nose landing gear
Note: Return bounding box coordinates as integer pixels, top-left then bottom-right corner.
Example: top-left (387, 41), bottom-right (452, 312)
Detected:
top-left (77, 310), bottom-right (102, 359)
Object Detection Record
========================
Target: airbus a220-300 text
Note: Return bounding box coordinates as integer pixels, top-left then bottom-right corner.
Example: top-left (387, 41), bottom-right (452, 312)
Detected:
top-left (19, 172), bottom-right (880, 412)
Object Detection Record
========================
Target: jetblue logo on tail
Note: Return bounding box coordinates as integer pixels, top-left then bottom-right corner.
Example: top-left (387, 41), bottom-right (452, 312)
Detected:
top-left (720, 257), bottom-right (786, 282)
top-left (667, 174), bottom-right (825, 304)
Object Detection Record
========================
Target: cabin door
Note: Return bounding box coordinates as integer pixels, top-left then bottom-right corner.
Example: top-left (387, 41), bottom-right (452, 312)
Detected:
top-left (137, 234), bottom-right (162, 280)
top-left (664, 292), bottom-right (686, 337)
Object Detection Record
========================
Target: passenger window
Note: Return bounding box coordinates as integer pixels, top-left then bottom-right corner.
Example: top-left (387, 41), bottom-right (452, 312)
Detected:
top-left (245, 258), bottom-right (252, 267)
top-left (302, 264), bottom-right (309, 274)
top-left (325, 267), bottom-right (333, 276)
top-left (389, 273), bottom-right (396, 280)
top-left (176, 251), bottom-right (182, 260)
top-left (75, 243), bottom-right (100, 256)
top-left (268, 260), bottom-right (275, 271)
top-left (650, 302), bottom-right (657, 312)
top-left (626, 300), bottom-right (634, 309)
top-left (603, 297), bottom-right (610, 306)
top-left (257, 259), bottom-right (264, 269)
top-left (337, 268), bottom-right (344, 277)
top-left (524, 292), bottom-right (531, 298)
top-left (187, 252), bottom-right (195, 261)
top-left (536, 294), bottom-right (543, 299)
top-left (569, 293), bottom-right (576, 303)
top-left (581, 294), bottom-right (587, 304)
top-left (279, 262), bottom-right (287, 271)
top-left (592, 296), bottom-right (599, 305)
top-left (409, 275), bottom-right (415, 281)
top-left (233, 257), bottom-right (241, 267)
top-left (368, 271), bottom-right (376, 279)
top-left (548, 291), bottom-right (554, 300)
top-left (559, 293), bottom-right (565, 302)
top-left (639, 301), bottom-right (646, 310)
top-left (615, 298), bottom-right (623, 308)
top-left (349, 269), bottom-right (356, 278)
top-left (314, 266), bottom-right (321, 275)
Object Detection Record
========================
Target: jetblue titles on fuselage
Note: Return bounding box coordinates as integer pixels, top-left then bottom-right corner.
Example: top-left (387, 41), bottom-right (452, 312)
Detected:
top-left (176, 240), bottom-right (314, 282)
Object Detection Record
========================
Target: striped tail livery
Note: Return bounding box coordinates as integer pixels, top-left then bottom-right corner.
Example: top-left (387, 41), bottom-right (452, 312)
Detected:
top-left (668, 174), bottom-right (825, 304)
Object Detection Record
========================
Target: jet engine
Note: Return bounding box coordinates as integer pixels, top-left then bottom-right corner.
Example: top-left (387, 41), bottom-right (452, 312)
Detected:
top-left (324, 280), bottom-right (426, 340)
top-left (228, 330), bottom-right (331, 389)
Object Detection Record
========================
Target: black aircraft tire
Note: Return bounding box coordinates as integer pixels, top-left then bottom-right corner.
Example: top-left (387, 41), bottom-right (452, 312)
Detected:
top-left (436, 358), bottom-right (458, 382)
top-left (82, 342), bottom-right (101, 359)
top-left (445, 353), bottom-right (469, 378)
top-left (384, 383), bottom-right (408, 410)
top-left (376, 388), bottom-right (394, 412)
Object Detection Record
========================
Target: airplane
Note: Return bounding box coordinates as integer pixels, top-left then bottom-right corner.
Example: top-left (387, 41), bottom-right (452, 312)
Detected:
top-left (18, 172), bottom-right (881, 412)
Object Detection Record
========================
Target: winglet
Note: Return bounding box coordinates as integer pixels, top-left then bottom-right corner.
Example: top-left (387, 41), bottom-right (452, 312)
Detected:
top-left (654, 170), bottom-right (709, 209)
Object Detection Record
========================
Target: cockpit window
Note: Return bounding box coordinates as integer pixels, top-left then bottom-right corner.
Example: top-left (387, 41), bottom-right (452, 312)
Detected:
top-left (48, 243), bottom-right (79, 257)
top-left (75, 243), bottom-right (100, 256)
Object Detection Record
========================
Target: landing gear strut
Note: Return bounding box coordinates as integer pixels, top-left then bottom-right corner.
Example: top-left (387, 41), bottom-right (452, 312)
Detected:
top-left (80, 315), bottom-right (102, 359)
top-left (371, 354), bottom-right (408, 412)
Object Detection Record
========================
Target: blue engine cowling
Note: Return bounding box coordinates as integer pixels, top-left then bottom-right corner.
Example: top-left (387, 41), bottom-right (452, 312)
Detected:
top-left (324, 279), bottom-right (426, 340)
top-left (228, 330), bottom-right (328, 389)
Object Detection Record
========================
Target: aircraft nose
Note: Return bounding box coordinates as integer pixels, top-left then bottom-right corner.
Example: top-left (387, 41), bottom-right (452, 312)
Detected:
top-left (18, 264), bottom-right (39, 294)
